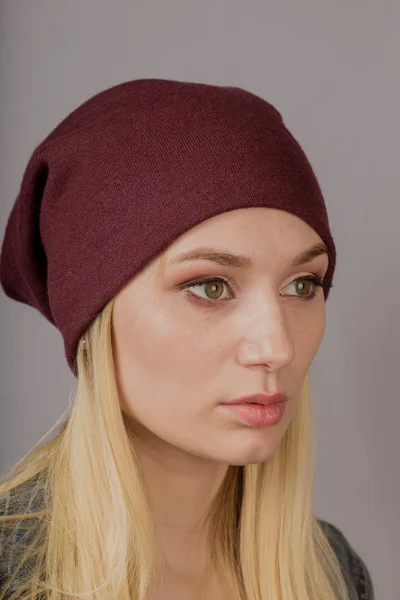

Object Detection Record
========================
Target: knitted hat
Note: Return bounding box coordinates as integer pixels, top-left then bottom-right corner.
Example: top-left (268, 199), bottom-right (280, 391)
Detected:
top-left (0, 78), bottom-right (336, 375)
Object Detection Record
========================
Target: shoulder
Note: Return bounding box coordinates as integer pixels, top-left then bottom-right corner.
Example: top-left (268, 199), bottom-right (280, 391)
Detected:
top-left (0, 487), bottom-right (15, 594)
top-left (318, 518), bottom-right (375, 600)
top-left (0, 476), bottom-right (46, 595)
top-left (0, 487), bottom-right (14, 568)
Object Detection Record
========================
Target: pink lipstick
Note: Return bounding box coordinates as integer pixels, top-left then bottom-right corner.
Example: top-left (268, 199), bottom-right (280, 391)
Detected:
top-left (221, 393), bottom-right (287, 427)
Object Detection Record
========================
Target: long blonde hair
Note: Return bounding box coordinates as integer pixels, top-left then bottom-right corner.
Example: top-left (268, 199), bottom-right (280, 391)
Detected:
top-left (0, 291), bottom-right (350, 600)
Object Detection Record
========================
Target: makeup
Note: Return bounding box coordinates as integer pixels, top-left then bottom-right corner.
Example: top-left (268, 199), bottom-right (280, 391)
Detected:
top-left (222, 402), bottom-right (285, 427)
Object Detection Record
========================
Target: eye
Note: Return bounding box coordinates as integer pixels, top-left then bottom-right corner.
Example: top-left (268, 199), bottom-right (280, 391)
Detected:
top-left (183, 276), bottom-right (233, 304)
top-left (281, 275), bottom-right (329, 299)
top-left (181, 275), bottom-right (333, 307)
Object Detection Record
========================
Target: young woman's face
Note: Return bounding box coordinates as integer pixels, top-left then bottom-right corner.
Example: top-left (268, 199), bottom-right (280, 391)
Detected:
top-left (112, 207), bottom-right (330, 466)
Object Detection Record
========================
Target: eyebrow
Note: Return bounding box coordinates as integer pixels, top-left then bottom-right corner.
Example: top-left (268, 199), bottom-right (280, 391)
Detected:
top-left (167, 242), bottom-right (329, 269)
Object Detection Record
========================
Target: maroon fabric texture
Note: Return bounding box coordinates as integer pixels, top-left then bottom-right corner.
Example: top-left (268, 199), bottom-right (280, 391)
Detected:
top-left (0, 78), bottom-right (336, 375)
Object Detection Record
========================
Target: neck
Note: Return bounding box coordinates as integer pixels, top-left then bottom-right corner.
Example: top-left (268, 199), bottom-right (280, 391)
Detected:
top-left (130, 423), bottom-right (230, 574)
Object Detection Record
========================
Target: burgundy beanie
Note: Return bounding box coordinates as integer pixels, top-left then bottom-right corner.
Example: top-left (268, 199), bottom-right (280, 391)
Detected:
top-left (0, 78), bottom-right (336, 375)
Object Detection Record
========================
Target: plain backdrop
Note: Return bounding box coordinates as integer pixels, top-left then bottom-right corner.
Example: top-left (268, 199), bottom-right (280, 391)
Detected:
top-left (0, 1), bottom-right (399, 598)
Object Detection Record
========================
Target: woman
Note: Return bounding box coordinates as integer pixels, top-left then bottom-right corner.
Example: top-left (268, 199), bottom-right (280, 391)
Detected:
top-left (0, 78), bottom-right (374, 599)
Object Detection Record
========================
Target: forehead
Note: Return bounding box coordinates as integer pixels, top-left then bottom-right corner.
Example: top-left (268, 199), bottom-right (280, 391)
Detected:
top-left (171, 208), bottom-right (318, 245)
top-left (163, 243), bottom-right (328, 272)
top-left (162, 208), bottom-right (327, 268)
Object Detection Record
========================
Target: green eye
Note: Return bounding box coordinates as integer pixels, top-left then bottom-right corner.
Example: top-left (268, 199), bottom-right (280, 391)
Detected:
top-left (186, 277), bottom-right (232, 302)
top-left (182, 275), bottom-right (333, 306)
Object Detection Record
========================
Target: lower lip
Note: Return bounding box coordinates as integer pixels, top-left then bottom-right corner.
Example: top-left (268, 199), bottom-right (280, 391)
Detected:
top-left (222, 402), bottom-right (286, 427)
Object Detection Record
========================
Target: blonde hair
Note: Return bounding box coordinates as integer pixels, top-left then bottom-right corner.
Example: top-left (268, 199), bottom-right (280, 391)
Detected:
top-left (0, 271), bottom-right (350, 599)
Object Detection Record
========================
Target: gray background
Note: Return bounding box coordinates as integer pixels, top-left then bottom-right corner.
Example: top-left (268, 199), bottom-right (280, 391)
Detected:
top-left (0, 1), bottom-right (398, 597)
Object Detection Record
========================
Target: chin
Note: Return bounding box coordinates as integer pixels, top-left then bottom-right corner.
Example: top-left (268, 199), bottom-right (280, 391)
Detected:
top-left (219, 436), bottom-right (282, 467)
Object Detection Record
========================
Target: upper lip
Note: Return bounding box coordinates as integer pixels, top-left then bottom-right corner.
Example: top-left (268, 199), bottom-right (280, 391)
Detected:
top-left (223, 393), bottom-right (288, 406)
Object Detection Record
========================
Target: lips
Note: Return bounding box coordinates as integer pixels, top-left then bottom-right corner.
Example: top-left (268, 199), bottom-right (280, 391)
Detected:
top-left (223, 392), bottom-right (288, 406)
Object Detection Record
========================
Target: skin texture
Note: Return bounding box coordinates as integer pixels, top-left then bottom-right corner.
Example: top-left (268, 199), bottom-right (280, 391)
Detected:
top-left (111, 207), bottom-right (330, 596)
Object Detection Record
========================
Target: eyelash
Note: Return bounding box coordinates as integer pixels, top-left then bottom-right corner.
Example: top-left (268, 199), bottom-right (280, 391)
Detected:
top-left (181, 275), bottom-right (333, 307)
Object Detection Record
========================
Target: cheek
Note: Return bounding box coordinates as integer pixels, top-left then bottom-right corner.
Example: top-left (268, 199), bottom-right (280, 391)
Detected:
top-left (295, 303), bottom-right (326, 365)
top-left (111, 296), bottom-right (219, 417)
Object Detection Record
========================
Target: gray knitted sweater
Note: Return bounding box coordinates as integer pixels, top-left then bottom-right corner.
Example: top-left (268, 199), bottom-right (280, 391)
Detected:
top-left (0, 479), bottom-right (375, 599)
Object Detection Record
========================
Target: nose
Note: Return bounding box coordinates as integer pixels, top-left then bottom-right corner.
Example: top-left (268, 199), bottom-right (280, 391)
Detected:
top-left (236, 296), bottom-right (295, 373)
